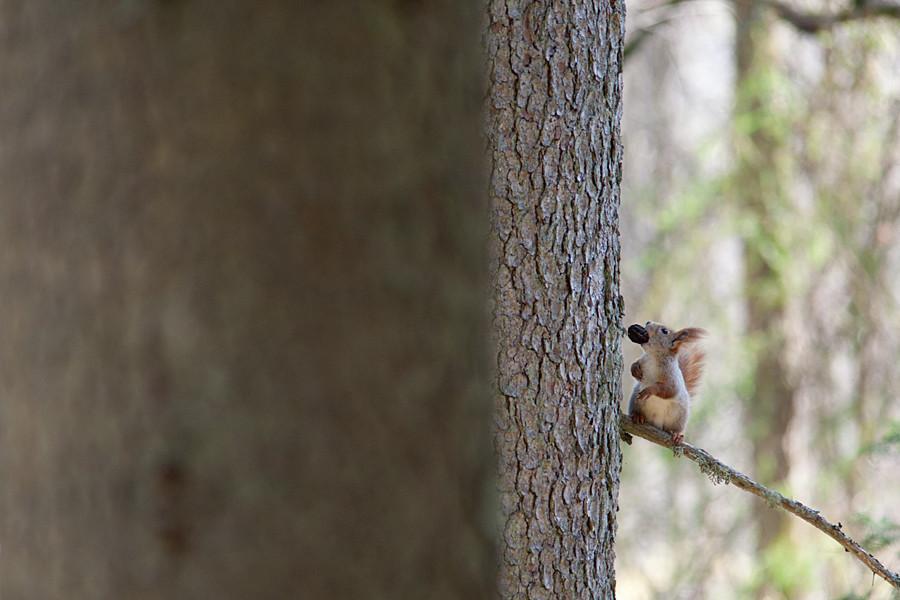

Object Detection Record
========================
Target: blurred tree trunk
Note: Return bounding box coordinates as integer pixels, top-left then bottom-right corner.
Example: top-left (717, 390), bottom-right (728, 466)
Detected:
top-left (733, 0), bottom-right (796, 588)
top-left (485, 1), bottom-right (626, 597)
top-left (0, 3), bottom-right (493, 599)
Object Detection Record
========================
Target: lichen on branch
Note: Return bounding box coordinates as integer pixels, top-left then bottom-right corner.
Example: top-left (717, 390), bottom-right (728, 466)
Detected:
top-left (619, 415), bottom-right (900, 590)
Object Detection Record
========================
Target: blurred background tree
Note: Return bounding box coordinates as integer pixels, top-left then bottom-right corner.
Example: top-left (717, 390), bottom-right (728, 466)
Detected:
top-left (618, 0), bottom-right (900, 597)
top-left (0, 3), bottom-right (494, 599)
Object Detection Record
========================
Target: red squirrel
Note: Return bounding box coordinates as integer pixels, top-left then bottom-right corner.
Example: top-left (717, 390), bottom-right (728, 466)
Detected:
top-left (627, 321), bottom-right (706, 444)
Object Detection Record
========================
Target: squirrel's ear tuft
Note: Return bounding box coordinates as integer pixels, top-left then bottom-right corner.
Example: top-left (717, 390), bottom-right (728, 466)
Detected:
top-left (673, 327), bottom-right (706, 348)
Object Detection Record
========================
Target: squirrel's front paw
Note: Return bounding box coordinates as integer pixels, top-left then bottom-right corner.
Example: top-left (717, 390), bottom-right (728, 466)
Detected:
top-left (635, 388), bottom-right (652, 402)
top-left (671, 432), bottom-right (684, 445)
top-left (632, 413), bottom-right (645, 424)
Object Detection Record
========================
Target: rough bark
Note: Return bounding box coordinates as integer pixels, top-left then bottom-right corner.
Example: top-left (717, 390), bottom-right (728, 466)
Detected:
top-left (733, 0), bottom-right (796, 581)
top-left (485, 1), bottom-right (626, 598)
top-left (0, 2), bottom-right (493, 599)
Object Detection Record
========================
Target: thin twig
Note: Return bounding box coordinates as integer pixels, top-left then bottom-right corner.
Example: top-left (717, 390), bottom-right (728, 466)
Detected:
top-left (619, 414), bottom-right (900, 589)
top-left (624, 0), bottom-right (692, 59)
top-left (767, 0), bottom-right (900, 33)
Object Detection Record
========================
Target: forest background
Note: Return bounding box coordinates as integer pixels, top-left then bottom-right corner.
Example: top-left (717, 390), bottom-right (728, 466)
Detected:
top-left (619, 2), bottom-right (900, 597)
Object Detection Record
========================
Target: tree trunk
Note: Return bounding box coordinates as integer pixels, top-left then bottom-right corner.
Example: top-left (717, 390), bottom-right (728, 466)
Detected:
top-left (733, 0), bottom-right (796, 587)
top-left (0, 3), bottom-right (493, 599)
top-left (485, 1), bottom-right (626, 597)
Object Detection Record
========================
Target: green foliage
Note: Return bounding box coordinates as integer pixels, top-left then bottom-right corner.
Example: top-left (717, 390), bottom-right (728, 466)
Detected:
top-left (852, 513), bottom-right (900, 552)
top-left (753, 536), bottom-right (816, 597)
top-left (860, 421), bottom-right (900, 456)
top-left (838, 588), bottom-right (900, 600)
top-left (834, 591), bottom-right (873, 600)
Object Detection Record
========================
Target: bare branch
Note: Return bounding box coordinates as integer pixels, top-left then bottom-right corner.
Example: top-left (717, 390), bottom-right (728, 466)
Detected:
top-left (624, 21), bottom-right (667, 60)
top-left (619, 414), bottom-right (900, 589)
top-left (625, 0), bottom-right (900, 59)
top-left (624, 0), bottom-right (693, 59)
top-left (768, 0), bottom-right (900, 33)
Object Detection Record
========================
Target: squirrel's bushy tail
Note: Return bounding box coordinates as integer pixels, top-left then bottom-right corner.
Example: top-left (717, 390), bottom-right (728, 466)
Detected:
top-left (678, 348), bottom-right (705, 397)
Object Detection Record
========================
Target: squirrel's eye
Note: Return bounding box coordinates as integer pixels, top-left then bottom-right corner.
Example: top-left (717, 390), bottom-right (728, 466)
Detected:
top-left (661, 327), bottom-right (669, 335)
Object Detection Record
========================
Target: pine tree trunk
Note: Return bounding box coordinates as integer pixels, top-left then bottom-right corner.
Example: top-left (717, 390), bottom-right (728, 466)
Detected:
top-left (485, 1), bottom-right (626, 597)
top-left (0, 3), bottom-right (493, 599)
top-left (733, 0), bottom-right (796, 582)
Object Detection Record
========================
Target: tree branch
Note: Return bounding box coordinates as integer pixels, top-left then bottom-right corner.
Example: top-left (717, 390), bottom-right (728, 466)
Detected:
top-left (624, 0), bottom-right (900, 60)
top-left (768, 0), bottom-right (900, 34)
top-left (623, 0), bottom-right (693, 59)
top-left (619, 414), bottom-right (900, 589)
top-left (624, 21), bottom-right (666, 60)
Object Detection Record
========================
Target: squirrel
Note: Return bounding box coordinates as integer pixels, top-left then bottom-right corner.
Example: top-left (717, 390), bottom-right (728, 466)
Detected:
top-left (626, 321), bottom-right (706, 444)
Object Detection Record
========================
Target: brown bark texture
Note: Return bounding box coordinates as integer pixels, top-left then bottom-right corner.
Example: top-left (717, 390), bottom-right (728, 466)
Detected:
top-left (0, 2), bottom-right (493, 599)
top-left (485, 1), bottom-right (626, 598)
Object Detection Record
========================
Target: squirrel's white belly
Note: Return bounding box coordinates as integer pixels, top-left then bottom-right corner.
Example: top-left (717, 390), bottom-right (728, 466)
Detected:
top-left (643, 394), bottom-right (685, 430)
